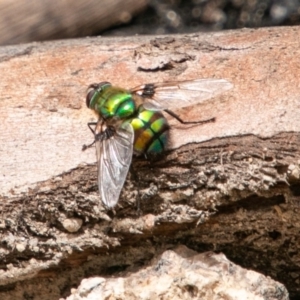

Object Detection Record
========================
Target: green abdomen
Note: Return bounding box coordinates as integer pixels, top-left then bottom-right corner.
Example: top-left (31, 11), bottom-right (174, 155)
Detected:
top-left (129, 107), bottom-right (169, 154)
top-left (95, 86), bottom-right (136, 119)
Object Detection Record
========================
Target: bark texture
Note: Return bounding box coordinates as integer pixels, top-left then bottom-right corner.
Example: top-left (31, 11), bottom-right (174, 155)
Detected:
top-left (1, 26), bottom-right (300, 299)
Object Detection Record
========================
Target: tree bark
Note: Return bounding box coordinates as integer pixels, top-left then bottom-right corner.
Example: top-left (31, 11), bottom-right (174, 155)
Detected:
top-left (1, 26), bottom-right (300, 299)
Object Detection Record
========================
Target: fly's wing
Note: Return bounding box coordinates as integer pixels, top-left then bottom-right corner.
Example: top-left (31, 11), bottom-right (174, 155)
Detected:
top-left (131, 79), bottom-right (233, 111)
top-left (95, 122), bottom-right (134, 208)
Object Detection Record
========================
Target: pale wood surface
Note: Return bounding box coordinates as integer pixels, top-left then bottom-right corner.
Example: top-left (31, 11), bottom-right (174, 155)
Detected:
top-left (1, 27), bottom-right (300, 299)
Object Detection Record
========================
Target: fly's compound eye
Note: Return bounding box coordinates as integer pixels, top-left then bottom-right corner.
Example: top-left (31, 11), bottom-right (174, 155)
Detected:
top-left (86, 86), bottom-right (96, 108)
top-left (86, 82), bottom-right (111, 108)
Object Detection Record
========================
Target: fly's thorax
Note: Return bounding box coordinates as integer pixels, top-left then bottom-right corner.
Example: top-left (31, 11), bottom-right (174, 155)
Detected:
top-left (100, 88), bottom-right (136, 120)
top-left (129, 106), bottom-right (169, 155)
top-left (87, 83), bottom-right (136, 120)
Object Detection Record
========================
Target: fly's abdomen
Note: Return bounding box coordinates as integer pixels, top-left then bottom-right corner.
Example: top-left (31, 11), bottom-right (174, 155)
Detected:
top-left (130, 107), bottom-right (169, 155)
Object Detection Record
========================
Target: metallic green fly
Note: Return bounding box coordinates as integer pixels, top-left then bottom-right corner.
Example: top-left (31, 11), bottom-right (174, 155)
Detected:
top-left (83, 79), bottom-right (233, 208)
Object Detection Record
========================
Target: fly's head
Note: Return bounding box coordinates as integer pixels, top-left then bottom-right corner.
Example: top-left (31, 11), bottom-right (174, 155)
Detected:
top-left (86, 82), bottom-right (112, 110)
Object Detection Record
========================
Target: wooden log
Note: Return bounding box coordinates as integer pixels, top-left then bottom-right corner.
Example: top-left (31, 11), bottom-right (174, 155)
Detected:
top-left (0, 0), bottom-right (147, 45)
top-left (0, 26), bottom-right (300, 299)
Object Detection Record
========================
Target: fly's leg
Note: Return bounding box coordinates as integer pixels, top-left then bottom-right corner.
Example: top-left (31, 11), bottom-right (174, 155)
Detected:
top-left (82, 140), bottom-right (96, 151)
top-left (82, 123), bottom-right (116, 151)
top-left (87, 122), bottom-right (98, 134)
top-left (82, 122), bottom-right (98, 151)
top-left (164, 109), bottom-right (215, 125)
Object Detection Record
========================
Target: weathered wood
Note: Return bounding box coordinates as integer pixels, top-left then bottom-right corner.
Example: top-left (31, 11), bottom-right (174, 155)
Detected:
top-left (1, 27), bottom-right (300, 299)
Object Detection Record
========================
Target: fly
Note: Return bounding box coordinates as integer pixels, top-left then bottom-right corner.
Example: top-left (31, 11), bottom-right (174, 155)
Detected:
top-left (83, 79), bottom-right (233, 208)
